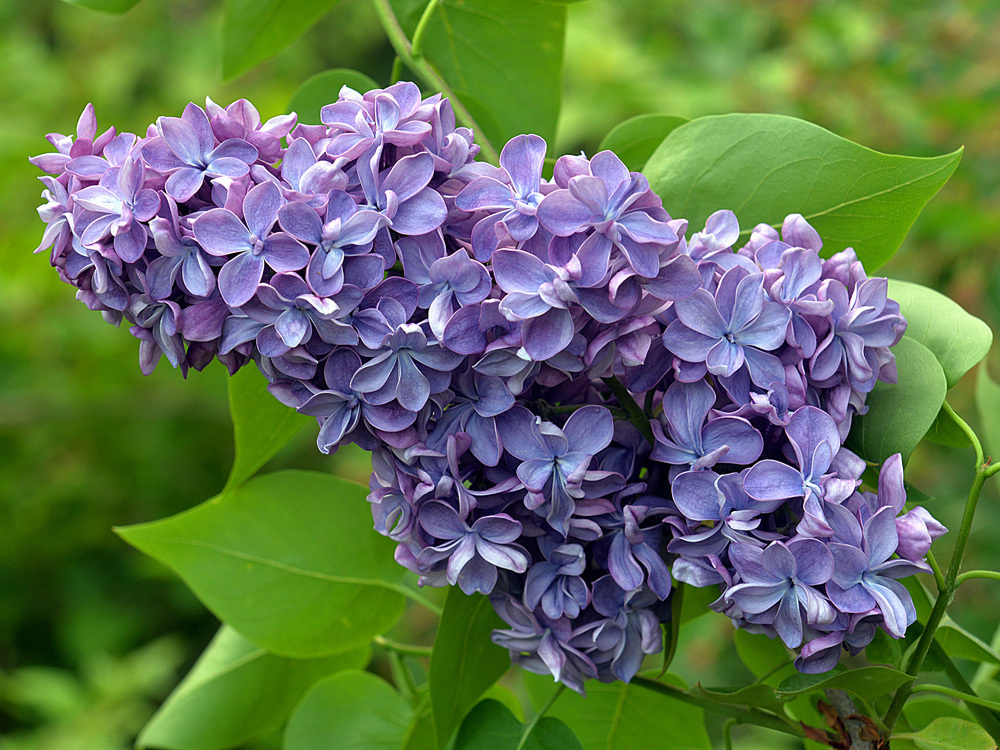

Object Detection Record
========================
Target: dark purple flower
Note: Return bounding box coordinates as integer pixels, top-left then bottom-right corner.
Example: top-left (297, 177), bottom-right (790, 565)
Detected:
top-left (146, 198), bottom-right (216, 299)
top-left (417, 501), bottom-right (529, 594)
top-left (524, 543), bottom-right (590, 620)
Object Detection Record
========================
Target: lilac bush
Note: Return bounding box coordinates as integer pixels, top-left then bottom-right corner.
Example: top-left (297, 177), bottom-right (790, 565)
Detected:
top-left (31, 84), bottom-right (947, 695)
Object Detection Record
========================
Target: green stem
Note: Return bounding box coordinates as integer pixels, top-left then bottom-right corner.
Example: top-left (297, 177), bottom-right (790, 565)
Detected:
top-left (912, 684), bottom-right (1000, 713)
top-left (374, 635), bottom-right (434, 657)
top-left (930, 640), bottom-right (1000, 741)
top-left (883, 464), bottom-right (991, 731)
top-left (986, 462), bottom-right (1000, 478)
top-left (723, 718), bottom-right (738, 750)
top-left (395, 583), bottom-right (444, 616)
top-left (630, 676), bottom-right (808, 739)
top-left (603, 377), bottom-right (654, 444)
top-left (515, 685), bottom-right (564, 750)
top-left (390, 55), bottom-right (404, 84)
top-left (409, 0), bottom-right (442, 59)
top-left (368, 0), bottom-right (500, 163)
top-left (943, 400), bottom-right (985, 468)
top-left (926, 550), bottom-right (947, 593)
top-left (956, 570), bottom-right (1000, 587)
top-left (388, 649), bottom-right (418, 703)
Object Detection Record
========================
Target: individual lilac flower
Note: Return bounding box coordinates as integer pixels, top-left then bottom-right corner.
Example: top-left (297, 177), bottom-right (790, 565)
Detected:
top-left (30, 103), bottom-right (116, 175)
top-left (267, 137), bottom-right (348, 205)
top-left (764, 247), bottom-right (834, 358)
top-left (424, 371), bottom-right (515, 466)
top-left (490, 597), bottom-right (598, 695)
top-left (206, 97), bottom-right (296, 165)
top-left (321, 82), bottom-right (433, 161)
top-left (357, 150), bottom-right (447, 236)
top-left (34, 176), bottom-right (74, 261)
top-left (141, 103), bottom-right (258, 201)
top-left (350, 323), bottom-right (464, 412)
top-left (686, 210), bottom-right (744, 267)
top-left (419, 250), bottom-right (492, 340)
top-left (493, 249), bottom-right (577, 361)
top-left (810, 277), bottom-right (906, 392)
top-left (649, 379), bottom-right (763, 475)
top-left (240, 272), bottom-right (358, 356)
top-left (416, 501), bottom-right (529, 594)
top-left (127, 293), bottom-right (185, 375)
top-left (537, 150), bottom-right (677, 278)
top-left (455, 134), bottom-right (547, 260)
top-left (662, 266), bottom-right (790, 390)
top-left (895, 507), bottom-right (947, 562)
top-left (502, 406), bottom-right (614, 535)
top-left (605, 504), bottom-right (673, 599)
top-left (725, 539), bottom-right (836, 648)
top-left (278, 191), bottom-right (387, 297)
top-left (583, 576), bottom-right (663, 683)
top-left (193, 181), bottom-right (310, 306)
top-left (524, 543), bottom-right (590, 619)
top-left (73, 157), bottom-right (159, 262)
top-left (743, 406), bottom-right (861, 537)
top-left (65, 131), bottom-right (138, 181)
top-left (826, 507), bottom-right (929, 638)
top-left (146, 199), bottom-right (217, 299)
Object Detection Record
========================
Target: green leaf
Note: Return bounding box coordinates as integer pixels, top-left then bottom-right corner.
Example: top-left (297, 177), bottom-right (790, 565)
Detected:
top-left (847, 336), bottom-right (948, 463)
top-left (733, 629), bottom-right (790, 679)
top-left (597, 114), bottom-right (689, 172)
top-left (454, 699), bottom-right (583, 750)
top-left (288, 69), bottom-right (380, 125)
top-left (225, 366), bottom-right (311, 492)
top-left (525, 672), bottom-right (711, 749)
top-left (937, 618), bottom-right (1000, 667)
top-left (222, 0), bottom-right (343, 80)
top-left (429, 588), bottom-right (510, 748)
top-left (116, 470), bottom-right (406, 657)
top-left (690, 666), bottom-right (911, 713)
top-left (903, 696), bottom-right (976, 732)
top-left (61, 0), bottom-right (142, 12)
top-left (894, 717), bottom-right (997, 750)
top-left (925, 405), bottom-right (973, 448)
top-left (679, 583), bottom-right (718, 624)
top-left (284, 670), bottom-right (413, 750)
top-left (976, 363), bottom-right (1000, 458)
top-left (415, 0), bottom-right (566, 150)
top-left (643, 114), bottom-right (962, 270)
top-left (137, 626), bottom-right (368, 750)
top-left (889, 279), bottom-right (993, 388)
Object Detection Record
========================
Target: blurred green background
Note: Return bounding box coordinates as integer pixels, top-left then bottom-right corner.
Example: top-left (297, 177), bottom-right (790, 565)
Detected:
top-left (1, 0), bottom-right (999, 747)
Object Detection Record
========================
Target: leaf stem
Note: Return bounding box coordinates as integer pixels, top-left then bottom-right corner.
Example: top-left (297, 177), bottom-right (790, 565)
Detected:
top-left (515, 685), bottom-right (564, 750)
top-left (926, 550), bottom-right (947, 593)
top-left (630, 676), bottom-right (808, 739)
top-left (395, 583), bottom-right (444, 616)
top-left (374, 634), bottom-right (434, 657)
top-left (603, 377), bottom-right (655, 444)
top-left (368, 0), bottom-right (500, 163)
top-left (883, 455), bottom-right (992, 732)
top-left (911, 684), bottom-right (1000, 713)
top-left (956, 569), bottom-right (1000, 587)
top-left (390, 56), bottom-right (404, 84)
top-left (723, 718), bottom-right (738, 750)
top-left (388, 649), bottom-right (417, 703)
top-left (943, 400), bottom-right (985, 468)
top-left (410, 0), bottom-right (442, 59)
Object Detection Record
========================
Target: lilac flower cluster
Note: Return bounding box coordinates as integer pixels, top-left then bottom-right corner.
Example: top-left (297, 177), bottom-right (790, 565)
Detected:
top-left (33, 84), bottom-right (946, 693)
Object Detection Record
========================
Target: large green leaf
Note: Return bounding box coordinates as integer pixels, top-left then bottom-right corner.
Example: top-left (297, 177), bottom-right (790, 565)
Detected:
top-left (284, 670), bottom-right (412, 750)
top-left (894, 717), bottom-right (997, 750)
top-left (525, 673), bottom-right (711, 750)
top-left (688, 666), bottom-right (910, 714)
top-left (924, 405), bottom-right (973, 448)
top-left (454, 700), bottom-right (583, 750)
top-left (733, 629), bottom-right (790, 679)
top-left (597, 114), bottom-right (689, 172)
top-left (905, 581), bottom-right (1000, 667)
top-left (222, 0), bottom-right (343, 80)
top-left (429, 589), bottom-right (509, 748)
top-left (847, 336), bottom-right (948, 463)
top-left (643, 114), bottom-right (962, 269)
top-left (889, 279), bottom-right (993, 388)
top-left (116, 470), bottom-right (406, 657)
top-left (288, 69), bottom-right (380, 125)
top-left (414, 0), bottom-right (566, 152)
top-left (61, 0), bottom-right (142, 12)
top-left (137, 627), bottom-right (368, 750)
top-left (976, 363), bottom-right (1000, 458)
top-left (225, 366), bottom-right (311, 493)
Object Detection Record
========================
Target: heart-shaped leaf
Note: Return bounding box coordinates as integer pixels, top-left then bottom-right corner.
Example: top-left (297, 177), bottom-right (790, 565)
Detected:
top-left (454, 700), bottom-right (582, 750)
top-left (116, 470), bottom-right (406, 657)
top-left (644, 114), bottom-right (962, 269)
top-left (976, 363), bottom-right (1000, 458)
top-left (893, 717), bottom-right (996, 750)
top-left (598, 114), bottom-right (689, 172)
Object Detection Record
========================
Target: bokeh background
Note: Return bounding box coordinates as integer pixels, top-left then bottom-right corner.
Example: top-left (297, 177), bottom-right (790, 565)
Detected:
top-left (2, 0), bottom-right (999, 747)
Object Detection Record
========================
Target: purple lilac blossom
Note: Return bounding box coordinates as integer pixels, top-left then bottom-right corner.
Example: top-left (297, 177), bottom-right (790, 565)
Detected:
top-left (32, 86), bottom-right (940, 695)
